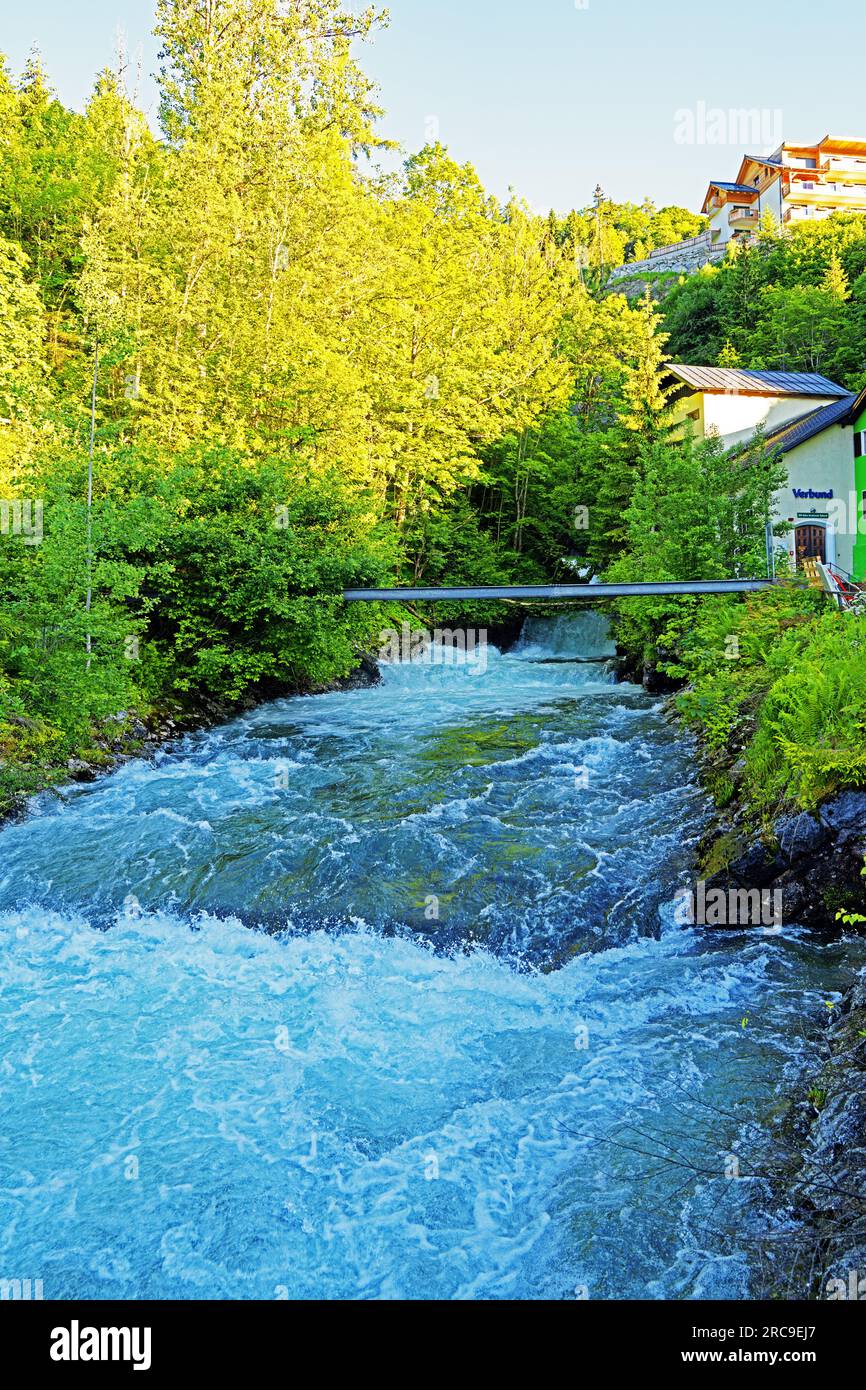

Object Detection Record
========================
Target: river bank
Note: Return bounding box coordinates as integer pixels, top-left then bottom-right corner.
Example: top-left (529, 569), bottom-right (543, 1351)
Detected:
top-left (618, 614), bottom-right (866, 1298)
top-left (0, 608), bottom-right (529, 828)
top-left (773, 974), bottom-right (866, 1297)
top-left (0, 654), bottom-right (384, 829)
top-left (611, 579), bottom-right (866, 931)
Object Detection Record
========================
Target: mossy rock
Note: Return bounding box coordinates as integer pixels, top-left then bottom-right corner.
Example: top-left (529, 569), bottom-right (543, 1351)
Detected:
top-left (700, 829), bottom-right (748, 879)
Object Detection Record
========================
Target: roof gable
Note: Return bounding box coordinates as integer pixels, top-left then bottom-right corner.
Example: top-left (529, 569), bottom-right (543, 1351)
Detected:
top-left (735, 153), bottom-right (782, 184)
top-left (701, 181), bottom-right (760, 213)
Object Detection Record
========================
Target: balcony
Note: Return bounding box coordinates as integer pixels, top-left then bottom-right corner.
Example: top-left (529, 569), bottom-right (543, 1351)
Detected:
top-left (728, 207), bottom-right (759, 227)
top-left (787, 182), bottom-right (866, 208)
top-left (820, 157), bottom-right (866, 175)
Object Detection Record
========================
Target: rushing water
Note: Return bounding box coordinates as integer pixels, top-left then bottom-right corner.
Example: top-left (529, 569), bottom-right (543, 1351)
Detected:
top-left (0, 612), bottom-right (862, 1300)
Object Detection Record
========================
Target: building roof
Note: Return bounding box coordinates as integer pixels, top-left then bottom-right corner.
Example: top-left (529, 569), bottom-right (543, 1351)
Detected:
top-left (847, 385), bottom-right (866, 424)
top-left (706, 181), bottom-right (759, 194)
top-left (816, 136), bottom-right (866, 156)
top-left (701, 181), bottom-right (759, 213)
top-left (735, 154), bottom-right (783, 183)
top-left (666, 364), bottom-right (851, 399)
top-left (762, 394), bottom-right (857, 455)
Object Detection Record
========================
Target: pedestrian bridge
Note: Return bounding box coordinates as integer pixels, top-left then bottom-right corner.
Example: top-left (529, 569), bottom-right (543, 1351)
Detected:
top-left (343, 580), bottom-right (776, 602)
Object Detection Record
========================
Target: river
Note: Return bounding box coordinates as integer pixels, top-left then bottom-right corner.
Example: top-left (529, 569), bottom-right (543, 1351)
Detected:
top-left (0, 611), bottom-right (861, 1299)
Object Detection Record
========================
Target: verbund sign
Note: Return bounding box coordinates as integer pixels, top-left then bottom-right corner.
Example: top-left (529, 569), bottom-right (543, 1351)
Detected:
top-left (793, 488), bottom-right (834, 500)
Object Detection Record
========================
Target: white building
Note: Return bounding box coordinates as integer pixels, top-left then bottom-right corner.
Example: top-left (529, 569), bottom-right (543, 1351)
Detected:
top-left (702, 137), bottom-right (866, 248)
top-left (666, 365), bottom-right (862, 576)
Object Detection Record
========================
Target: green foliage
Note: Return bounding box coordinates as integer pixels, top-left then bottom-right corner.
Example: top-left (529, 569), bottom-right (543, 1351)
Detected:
top-left (607, 431), bottom-right (786, 672)
top-left (662, 215), bottom-right (866, 387)
top-left (747, 613), bottom-right (866, 808)
top-left (1, 2), bottom-right (864, 838)
top-left (133, 451), bottom-right (396, 698)
top-left (837, 861), bottom-right (866, 928)
top-left (660, 588), bottom-right (866, 813)
top-left (0, 474), bottom-right (145, 804)
top-left (547, 199), bottom-right (706, 271)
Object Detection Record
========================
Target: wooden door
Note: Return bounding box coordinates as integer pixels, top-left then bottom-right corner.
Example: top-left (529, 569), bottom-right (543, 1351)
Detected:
top-left (795, 525), bottom-right (827, 568)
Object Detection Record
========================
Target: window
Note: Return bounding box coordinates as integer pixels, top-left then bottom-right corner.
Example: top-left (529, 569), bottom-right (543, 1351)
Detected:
top-left (855, 431), bottom-right (866, 459)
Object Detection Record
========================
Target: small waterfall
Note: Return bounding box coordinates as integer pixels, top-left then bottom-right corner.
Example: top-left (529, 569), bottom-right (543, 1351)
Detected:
top-left (508, 609), bottom-right (617, 663)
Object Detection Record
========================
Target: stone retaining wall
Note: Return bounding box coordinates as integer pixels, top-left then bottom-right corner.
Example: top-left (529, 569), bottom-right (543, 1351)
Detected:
top-left (609, 231), bottom-right (726, 281)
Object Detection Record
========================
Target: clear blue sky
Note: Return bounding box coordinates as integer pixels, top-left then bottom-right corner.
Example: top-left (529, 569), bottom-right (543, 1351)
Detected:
top-left (3, 0), bottom-right (865, 214)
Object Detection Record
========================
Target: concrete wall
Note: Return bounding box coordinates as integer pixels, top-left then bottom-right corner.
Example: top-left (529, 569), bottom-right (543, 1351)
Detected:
top-left (705, 393), bottom-right (838, 450)
top-left (671, 392), bottom-right (840, 452)
top-left (757, 174), bottom-right (785, 225)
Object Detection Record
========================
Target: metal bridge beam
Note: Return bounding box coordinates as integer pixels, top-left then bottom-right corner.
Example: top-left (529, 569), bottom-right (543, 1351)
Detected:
top-left (343, 580), bottom-right (776, 602)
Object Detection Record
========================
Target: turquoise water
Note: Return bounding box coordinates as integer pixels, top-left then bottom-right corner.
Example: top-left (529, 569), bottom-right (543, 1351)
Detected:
top-left (0, 613), bottom-right (859, 1299)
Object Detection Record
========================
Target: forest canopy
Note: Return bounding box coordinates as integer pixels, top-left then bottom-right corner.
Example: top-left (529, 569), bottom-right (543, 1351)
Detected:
top-left (1, 0), bottom-right (865, 814)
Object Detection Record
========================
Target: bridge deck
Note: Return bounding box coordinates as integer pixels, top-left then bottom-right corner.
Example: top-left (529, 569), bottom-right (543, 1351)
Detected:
top-left (343, 580), bottom-right (776, 602)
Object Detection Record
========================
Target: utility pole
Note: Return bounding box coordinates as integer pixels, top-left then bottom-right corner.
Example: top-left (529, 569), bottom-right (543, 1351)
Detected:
top-left (594, 184), bottom-right (605, 273)
top-left (86, 337), bottom-right (98, 671)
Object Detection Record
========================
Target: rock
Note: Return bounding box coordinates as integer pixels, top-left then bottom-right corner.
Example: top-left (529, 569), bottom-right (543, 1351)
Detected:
top-left (819, 792), bottom-right (866, 843)
top-left (764, 968), bottom-right (866, 1289)
top-left (335, 653), bottom-right (382, 691)
top-left (839, 977), bottom-right (866, 1015)
top-left (66, 757), bottom-right (97, 782)
top-left (728, 841), bottom-right (781, 889)
top-left (773, 870), bottom-right (807, 920)
top-left (774, 812), bottom-right (828, 861)
top-left (609, 232), bottom-right (726, 282)
top-left (811, 1084), bottom-right (866, 1167)
top-left (730, 758), bottom-right (747, 787)
top-left (641, 662), bottom-right (681, 694)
